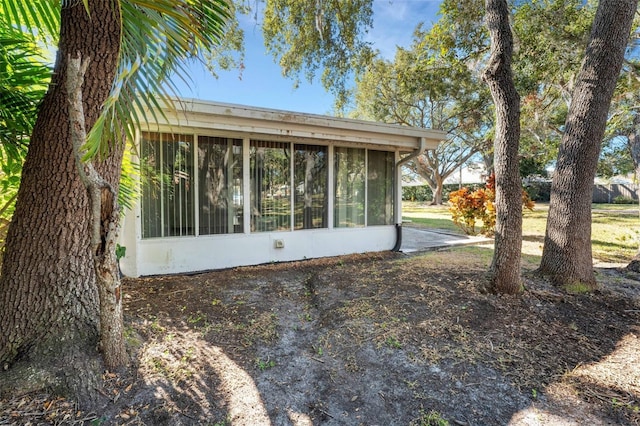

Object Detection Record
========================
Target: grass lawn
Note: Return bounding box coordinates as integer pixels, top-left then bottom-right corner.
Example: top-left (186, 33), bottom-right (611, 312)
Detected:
top-left (403, 201), bottom-right (639, 264)
top-left (402, 202), bottom-right (462, 234)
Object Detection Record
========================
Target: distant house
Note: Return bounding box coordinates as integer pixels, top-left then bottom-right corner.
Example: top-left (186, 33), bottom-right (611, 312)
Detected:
top-left (443, 162), bottom-right (487, 186)
top-left (118, 99), bottom-right (444, 276)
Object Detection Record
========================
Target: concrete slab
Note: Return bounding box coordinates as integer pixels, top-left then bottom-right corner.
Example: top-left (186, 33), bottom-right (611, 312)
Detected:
top-left (400, 226), bottom-right (491, 253)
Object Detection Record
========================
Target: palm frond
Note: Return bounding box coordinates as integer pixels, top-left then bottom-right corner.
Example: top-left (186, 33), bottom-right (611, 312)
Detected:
top-left (0, 28), bottom-right (51, 166)
top-left (85, 0), bottom-right (231, 157)
top-left (0, 0), bottom-right (60, 43)
top-left (2, 0), bottom-right (232, 211)
top-left (118, 141), bottom-right (140, 211)
top-left (82, 0), bottom-right (231, 209)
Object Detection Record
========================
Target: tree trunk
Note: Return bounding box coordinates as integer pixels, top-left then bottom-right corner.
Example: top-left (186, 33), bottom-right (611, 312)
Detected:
top-left (67, 56), bottom-right (127, 370)
top-left (414, 155), bottom-right (444, 205)
top-left (628, 253), bottom-right (640, 273)
top-left (431, 181), bottom-right (444, 205)
top-left (482, 150), bottom-right (494, 176)
top-left (482, 0), bottom-right (522, 295)
top-left (538, 0), bottom-right (637, 289)
top-left (0, 0), bottom-right (122, 401)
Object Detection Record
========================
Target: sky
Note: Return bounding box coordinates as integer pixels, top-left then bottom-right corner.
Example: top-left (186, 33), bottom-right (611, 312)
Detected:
top-left (174, 1), bottom-right (443, 116)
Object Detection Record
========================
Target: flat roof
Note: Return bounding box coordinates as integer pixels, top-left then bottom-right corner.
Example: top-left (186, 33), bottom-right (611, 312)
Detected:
top-left (144, 98), bottom-right (445, 151)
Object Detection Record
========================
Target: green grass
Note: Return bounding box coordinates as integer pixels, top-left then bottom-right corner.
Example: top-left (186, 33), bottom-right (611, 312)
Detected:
top-left (521, 204), bottom-right (638, 263)
top-left (591, 212), bottom-right (638, 262)
top-left (403, 201), bottom-right (639, 264)
top-left (592, 203), bottom-right (639, 211)
top-left (402, 202), bottom-right (463, 234)
top-left (412, 410), bottom-right (450, 426)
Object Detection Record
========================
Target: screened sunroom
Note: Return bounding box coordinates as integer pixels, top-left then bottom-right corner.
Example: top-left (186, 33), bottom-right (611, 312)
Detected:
top-left (118, 99), bottom-right (444, 277)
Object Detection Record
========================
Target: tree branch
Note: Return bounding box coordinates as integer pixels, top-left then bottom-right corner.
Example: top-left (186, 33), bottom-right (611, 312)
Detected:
top-left (66, 54), bottom-right (118, 255)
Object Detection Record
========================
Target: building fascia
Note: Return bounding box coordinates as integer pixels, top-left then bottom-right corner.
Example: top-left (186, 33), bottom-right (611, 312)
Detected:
top-left (144, 98), bottom-right (445, 151)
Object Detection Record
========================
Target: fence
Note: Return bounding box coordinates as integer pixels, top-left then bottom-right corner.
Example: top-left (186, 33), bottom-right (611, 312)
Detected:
top-left (592, 183), bottom-right (638, 203)
top-left (404, 182), bottom-right (639, 204)
top-left (525, 181), bottom-right (638, 203)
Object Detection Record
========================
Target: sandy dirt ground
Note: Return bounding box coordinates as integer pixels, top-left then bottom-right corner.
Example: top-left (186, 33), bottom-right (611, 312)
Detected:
top-left (2, 245), bottom-right (640, 425)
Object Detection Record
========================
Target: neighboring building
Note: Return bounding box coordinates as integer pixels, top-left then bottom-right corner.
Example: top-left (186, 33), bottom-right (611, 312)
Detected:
top-left (443, 162), bottom-right (487, 186)
top-left (402, 161), bottom-right (486, 188)
top-left (119, 99), bottom-right (444, 276)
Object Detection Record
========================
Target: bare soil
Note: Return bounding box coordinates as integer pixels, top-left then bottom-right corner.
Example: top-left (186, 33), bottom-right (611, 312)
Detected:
top-left (2, 245), bottom-right (640, 425)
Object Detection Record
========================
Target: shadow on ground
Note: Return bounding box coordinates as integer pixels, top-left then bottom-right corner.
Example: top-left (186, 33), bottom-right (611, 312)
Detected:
top-left (95, 248), bottom-right (640, 425)
top-left (2, 248), bottom-right (639, 425)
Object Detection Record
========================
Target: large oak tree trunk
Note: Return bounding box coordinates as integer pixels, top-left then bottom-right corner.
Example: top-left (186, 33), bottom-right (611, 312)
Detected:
top-left (538, 0), bottom-right (637, 289)
top-left (0, 0), bottom-right (122, 401)
top-left (415, 156), bottom-right (443, 205)
top-left (431, 180), bottom-right (444, 205)
top-left (482, 0), bottom-right (522, 294)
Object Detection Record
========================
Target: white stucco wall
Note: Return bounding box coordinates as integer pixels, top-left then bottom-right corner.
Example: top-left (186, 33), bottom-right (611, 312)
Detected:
top-left (117, 100), bottom-right (444, 277)
top-left (118, 223), bottom-right (396, 277)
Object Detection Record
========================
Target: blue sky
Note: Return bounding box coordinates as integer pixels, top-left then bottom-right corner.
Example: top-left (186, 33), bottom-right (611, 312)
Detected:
top-left (176, 1), bottom-right (443, 115)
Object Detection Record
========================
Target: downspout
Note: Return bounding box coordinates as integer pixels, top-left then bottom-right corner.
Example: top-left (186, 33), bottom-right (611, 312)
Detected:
top-left (392, 137), bottom-right (428, 252)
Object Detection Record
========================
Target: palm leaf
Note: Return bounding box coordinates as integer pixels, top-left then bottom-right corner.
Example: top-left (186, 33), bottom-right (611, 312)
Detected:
top-left (85, 0), bottom-right (231, 157)
top-left (0, 0), bottom-right (60, 43)
top-left (85, 0), bottom-right (231, 209)
top-left (0, 28), bottom-right (51, 166)
top-left (2, 0), bottom-right (232, 211)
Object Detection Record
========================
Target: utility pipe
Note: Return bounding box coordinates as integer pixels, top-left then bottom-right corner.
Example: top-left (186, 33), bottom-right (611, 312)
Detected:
top-left (392, 137), bottom-right (428, 252)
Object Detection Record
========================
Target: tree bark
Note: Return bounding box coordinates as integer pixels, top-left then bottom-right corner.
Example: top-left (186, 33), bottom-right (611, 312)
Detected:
top-left (482, 0), bottom-right (523, 294)
top-left (67, 56), bottom-right (127, 370)
top-left (431, 181), bottom-right (444, 205)
top-left (416, 162), bottom-right (444, 205)
top-left (0, 0), bottom-right (122, 400)
top-left (538, 0), bottom-right (638, 289)
top-left (413, 148), bottom-right (481, 206)
top-left (415, 156), bottom-right (443, 205)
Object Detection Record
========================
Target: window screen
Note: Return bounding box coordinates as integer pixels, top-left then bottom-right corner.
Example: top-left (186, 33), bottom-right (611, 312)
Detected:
top-left (250, 140), bottom-right (291, 232)
top-left (294, 144), bottom-right (328, 230)
top-left (198, 136), bottom-right (243, 235)
top-left (334, 147), bottom-right (365, 227)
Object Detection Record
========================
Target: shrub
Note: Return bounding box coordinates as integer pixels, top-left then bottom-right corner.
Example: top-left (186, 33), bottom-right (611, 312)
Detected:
top-left (448, 174), bottom-right (534, 236)
top-left (403, 183), bottom-right (483, 204)
top-left (403, 185), bottom-right (433, 202)
top-left (612, 195), bottom-right (636, 204)
top-left (523, 180), bottom-right (551, 202)
top-left (448, 186), bottom-right (494, 235)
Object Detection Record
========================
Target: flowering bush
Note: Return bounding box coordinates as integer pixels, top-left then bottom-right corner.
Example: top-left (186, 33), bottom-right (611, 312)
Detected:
top-left (448, 186), bottom-right (492, 235)
top-left (448, 174), bottom-right (534, 236)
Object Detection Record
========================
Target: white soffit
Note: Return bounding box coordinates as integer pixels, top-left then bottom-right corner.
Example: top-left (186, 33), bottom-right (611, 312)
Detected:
top-left (147, 98), bottom-right (445, 151)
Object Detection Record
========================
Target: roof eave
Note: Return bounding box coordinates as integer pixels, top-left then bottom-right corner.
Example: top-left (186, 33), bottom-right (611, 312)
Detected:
top-left (147, 98), bottom-right (445, 151)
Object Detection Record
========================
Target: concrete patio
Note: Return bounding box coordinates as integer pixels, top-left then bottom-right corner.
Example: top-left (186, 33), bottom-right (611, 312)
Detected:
top-left (400, 226), bottom-right (491, 253)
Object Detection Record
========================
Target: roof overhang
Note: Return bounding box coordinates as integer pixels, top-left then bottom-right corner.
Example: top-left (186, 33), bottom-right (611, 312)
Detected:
top-left (143, 98), bottom-right (445, 152)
